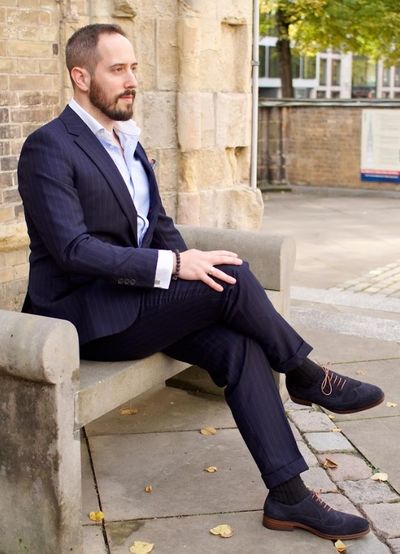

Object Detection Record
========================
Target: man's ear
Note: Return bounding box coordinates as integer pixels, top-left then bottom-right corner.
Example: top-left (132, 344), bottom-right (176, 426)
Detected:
top-left (70, 66), bottom-right (91, 92)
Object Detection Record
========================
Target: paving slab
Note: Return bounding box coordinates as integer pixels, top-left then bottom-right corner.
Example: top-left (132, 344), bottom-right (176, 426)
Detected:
top-left (339, 417), bottom-right (400, 495)
top-left (298, 440), bottom-right (319, 467)
top-left (288, 409), bottom-right (336, 433)
top-left (321, 360), bottom-right (400, 422)
top-left (290, 325), bottom-right (400, 364)
top-left (362, 503), bottom-right (400, 539)
top-left (304, 432), bottom-right (355, 453)
top-left (328, 532), bottom-right (391, 554)
top-left (388, 538), bottom-right (400, 553)
top-left (81, 438), bottom-right (101, 525)
top-left (85, 386), bottom-right (235, 436)
top-left (338, 479), bottom-right (399, 505)
top-left (302, 467), bottom-right (337, 493)
top-left (316, 453), bottom-right (373, 482)
top-left (89, 428), bottom-right (265, 521)
top-left (320, 492), bottom-right (363, 516)
top-left (105, 511), bottom-right (337, 554)
top-left (83, 525), bottom-right (107, 554)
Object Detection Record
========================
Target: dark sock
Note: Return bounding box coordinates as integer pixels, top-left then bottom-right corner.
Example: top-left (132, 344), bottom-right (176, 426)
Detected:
top-left (269, 475), bottom-right (310, 505)
top-left (286, 357), bottom-right (322, 387)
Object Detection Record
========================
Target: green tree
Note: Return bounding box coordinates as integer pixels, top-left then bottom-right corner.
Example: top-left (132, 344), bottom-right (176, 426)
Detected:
top-left (260, 0), bottom-right (400, 98)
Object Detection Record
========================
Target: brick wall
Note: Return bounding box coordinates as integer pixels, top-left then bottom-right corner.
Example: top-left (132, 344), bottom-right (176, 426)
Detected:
top-left (258, 101), bottom-right (400, 192)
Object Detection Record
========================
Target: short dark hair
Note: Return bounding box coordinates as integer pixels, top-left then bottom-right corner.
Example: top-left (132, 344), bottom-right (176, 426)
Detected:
top-left (66, 23), bottom-right (126, 76)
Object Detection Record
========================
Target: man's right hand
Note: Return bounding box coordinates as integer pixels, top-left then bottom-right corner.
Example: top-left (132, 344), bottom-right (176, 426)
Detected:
top-left (175, 249), bottom-right (243, 292)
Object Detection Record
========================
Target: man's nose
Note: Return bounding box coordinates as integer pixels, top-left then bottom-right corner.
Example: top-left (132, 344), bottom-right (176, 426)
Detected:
top-left (125, 70), bottom-right (138, 89)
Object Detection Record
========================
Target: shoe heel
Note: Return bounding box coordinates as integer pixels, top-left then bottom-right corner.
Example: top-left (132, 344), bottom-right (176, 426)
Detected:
top-left (289, 395), bottom-right (312, 407)
top-left (263, 515), bottom-right (295, 532)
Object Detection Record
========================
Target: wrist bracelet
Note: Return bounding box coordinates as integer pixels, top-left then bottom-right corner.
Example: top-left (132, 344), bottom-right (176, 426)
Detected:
top-left (172, 249), bottom-right (181, 280)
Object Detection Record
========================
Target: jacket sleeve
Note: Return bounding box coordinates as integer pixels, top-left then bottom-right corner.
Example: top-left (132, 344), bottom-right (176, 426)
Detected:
top-left (18, 127), bottom-right (159, 288)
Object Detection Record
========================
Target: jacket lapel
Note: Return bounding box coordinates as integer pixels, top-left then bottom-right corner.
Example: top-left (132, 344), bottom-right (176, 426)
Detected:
top-left (134, 143), bottom-right (161, 247)
top-left (59, 106), bottom-right (139, 245)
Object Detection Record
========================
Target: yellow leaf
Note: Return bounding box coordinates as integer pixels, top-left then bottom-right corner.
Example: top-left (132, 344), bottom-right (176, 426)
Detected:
top-left (200, 426), bottom-right (217, 436)
top-left (328, 414), bottom-right (336, 420)
top-left (120, 407), bottom-right (139, 416)
top-left (386, 402), bottom-right (397, 408)
top-left (335, 539), bottom-right (347, 552)
top-left (371, 472), bottom-right (388, 482)
top-left (209, 524), bottom-right (234, 538)
top-left (144, 485), bottom-right (153, 493)
top-left (323, 457), bottom-right (338, 469)
top-left (88, 511), bottom-right (104, 522)
top-left (129, 541), bottom-right (154, 554)
top-left (331, 427), bottom-right (342, 432)
top-left (204, 466), bottom-right (218, 473)
top-left (355, 369), bottom-right (366, 376)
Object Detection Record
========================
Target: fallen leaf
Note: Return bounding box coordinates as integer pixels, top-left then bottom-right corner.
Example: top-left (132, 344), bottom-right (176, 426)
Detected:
top-left (129, 541), bottom-right (154, 554)
top-left (355, 369), bottom-right (366, 376)
top-left (144, 485), bottom-right (153, 493)
top-left (209, 524), bottom-right (234, 538)
top-left (204, 466), bottom-right (218, 473)
top-left (328, 414), bottom-right (336, 420)
top-left (371, 472), bottom-right (388, 482)
top-left (200, 426), bottom-right (217, 436)
top-left (120, 407), bottom-right (139, 416)
top-left (323, 457), bottom-right (338, 469)
top-left (386, 402), bottom-right (397, 408)
top-left (335, 539), bottom-right (347, 552)
top-left (88, 511), bottom-right (104, 522)
top-left (331, 427), bottom-right (342, 432)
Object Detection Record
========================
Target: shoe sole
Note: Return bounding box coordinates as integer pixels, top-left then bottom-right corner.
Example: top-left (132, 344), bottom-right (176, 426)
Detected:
top-left (263, 515), bottom-right (370, 540)
top-left (289, 393), bottom-right (385, 414)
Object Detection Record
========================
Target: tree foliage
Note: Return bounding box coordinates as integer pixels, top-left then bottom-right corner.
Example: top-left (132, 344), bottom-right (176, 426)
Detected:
top-left (260, 0), bottom-right (400, 65)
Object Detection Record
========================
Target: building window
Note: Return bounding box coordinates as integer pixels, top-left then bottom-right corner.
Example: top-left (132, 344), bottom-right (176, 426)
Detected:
top-left (352, 56), bottom-right (377, 98)
top-left (331, 59), bottom-right (341, 86)
top-left (268, 46), bottom-right (279, 78)
top-left (319, 58), bottom-right (327, 86)
top-left (383, 66), bottom-right (391, 87)
top-left (303, 56), bottom-right (316, 79)
top-left (291, 53), bottom-right (301, 79)
top-left (394, 66), bottom-right (400, 87)
top-left (259, 45), bottom-right (266, 78)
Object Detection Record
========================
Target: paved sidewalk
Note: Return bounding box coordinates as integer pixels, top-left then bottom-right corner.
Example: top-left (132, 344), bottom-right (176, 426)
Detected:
top-left (81, 186), bottom-right (400, 553)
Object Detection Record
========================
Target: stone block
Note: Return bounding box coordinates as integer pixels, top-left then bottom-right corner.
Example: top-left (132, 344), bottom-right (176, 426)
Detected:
top-left (362, 503), bottom-right (400, 539)
top-left (18, 24), bottom-right (58, 41)
top-left (10, 74), bottom-right (53, 91)
top-left (317, 453), bottom-right (373, 482)
top-left (142, 92), bottom-right (177, 149)
top-left (304, 431), bottom-right (355, 453)
top-left (139, 0), bottom-right (177, 18)
top-left (177, 17), bottom-right (201, 91)
top-left (181, 0), bottom-right (217, 18)
top-left (289, 409), bottom-right (336, 433)
top-left (83, 526), bottom-right (107, 554)
top-left (177, 92), bottom-right (202, 151)
top-left (180, 149), bottom-right (227, 191)
top-left (156, 148), bottom-right (180, 193)
top-left (217, 0), bottom-right (252, 22)
top-left (216, 92), bottom-right (251, 148)
top-left (302, 467), bottom-right (337, 493)
top-left (338, 479), bottom-right (399, 505)
top-left (200, 93), bottom-right (215, 148)
top-left (16, 58), bottom-right (40, 74)
top-left (7, 39), bottom-right (52, 57)
top-left (220, 22), bottom-right (251, 93)
top-left (176, 190), bottom-right (200, 225)
top-left (320, 492), bottom-right (362, 516)
top-left (134, 17), bottom-right (156, 91)
top-left (156, 18), bottom-right (178, 90)
top-left (388, 538), bottom-right (400, 553)
top-left (0, 57), bottom-right (17, 73)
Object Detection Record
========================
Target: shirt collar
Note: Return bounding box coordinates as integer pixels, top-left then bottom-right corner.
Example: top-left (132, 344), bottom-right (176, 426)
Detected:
top-left (68, 98), bottom-right (141, 146)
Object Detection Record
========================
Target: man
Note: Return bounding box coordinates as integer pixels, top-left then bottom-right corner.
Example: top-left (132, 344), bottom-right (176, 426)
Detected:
top-left (18, 24), bottom-right (384, 541)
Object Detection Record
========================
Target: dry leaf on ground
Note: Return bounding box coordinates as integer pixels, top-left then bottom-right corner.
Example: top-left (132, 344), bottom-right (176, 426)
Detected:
top-left (204, 466), bottom-right (218, 473)
top-left (144, 485), bottom-right (153, 493)
top-left (322, 457), bottom-right (338, 469)
top-left (331, 427), bottom-right (342, 432)
top-left (328, 414), bottom-right (336, 420)
top-left (355, 369), bottom-right (366, 376)
top-left (129, 541), bottom-right (154, 554)
top-left (371, 472), bottom-right (388, 482)
top-left (335, 539), bottom-right (347, 552)
top-left (200, 426), bottom-right (217, 436)
top-left (88, 511), bottom-right (104, 522)
top-left (120, 407), bottom-right (139, 416)
top-left (386, 402), bottom-right (397, 408)
top-left (209, 524), bottom-right (234, 538)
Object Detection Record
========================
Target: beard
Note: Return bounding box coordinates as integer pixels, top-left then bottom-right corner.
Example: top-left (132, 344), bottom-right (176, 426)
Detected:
top-left (89, 77), bottom-right (135, 121)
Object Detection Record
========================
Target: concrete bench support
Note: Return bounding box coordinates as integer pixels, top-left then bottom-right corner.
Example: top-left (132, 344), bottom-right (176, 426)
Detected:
top-left (0, 228), bottom-right (295, 553)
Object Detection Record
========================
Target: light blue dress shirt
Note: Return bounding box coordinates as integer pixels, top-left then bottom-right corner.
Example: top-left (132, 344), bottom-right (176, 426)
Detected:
top-left (69, 99), bottom-right (173, 288)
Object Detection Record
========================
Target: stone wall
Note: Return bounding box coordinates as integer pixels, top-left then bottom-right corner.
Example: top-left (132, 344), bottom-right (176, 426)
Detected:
top-left (258, 100), bottom-right (400, 192)
top-left (0, 0), bottom-right (263, 310)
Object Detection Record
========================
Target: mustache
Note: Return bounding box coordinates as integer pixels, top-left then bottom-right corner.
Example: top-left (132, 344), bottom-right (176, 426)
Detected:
top-left (118, 90), bottom-right (136, 99)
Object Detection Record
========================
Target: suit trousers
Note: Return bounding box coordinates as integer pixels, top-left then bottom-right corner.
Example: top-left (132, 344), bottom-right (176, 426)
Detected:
top-left (81, 262), bottom-right (311, 488)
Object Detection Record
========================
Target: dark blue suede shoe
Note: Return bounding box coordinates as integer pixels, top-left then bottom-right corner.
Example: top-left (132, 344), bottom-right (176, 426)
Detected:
top-left (263, 492), bottom-right (370, 540)
top-left (287, 367), bottom-right (384, 414)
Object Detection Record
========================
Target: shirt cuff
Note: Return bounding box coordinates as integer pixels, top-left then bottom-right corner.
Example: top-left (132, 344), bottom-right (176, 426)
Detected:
top-left (154, 250), bottom-right (174, 288)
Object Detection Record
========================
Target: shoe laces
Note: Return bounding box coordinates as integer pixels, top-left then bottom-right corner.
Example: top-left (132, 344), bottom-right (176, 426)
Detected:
top-left (321, 365), bottom-right (347, 397)
top-left (311, 491), bottom-right (332, 512)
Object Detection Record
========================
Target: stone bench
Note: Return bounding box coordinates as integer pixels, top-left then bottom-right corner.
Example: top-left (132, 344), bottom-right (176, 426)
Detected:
top-left (0, 225), bottom-right (295, 554)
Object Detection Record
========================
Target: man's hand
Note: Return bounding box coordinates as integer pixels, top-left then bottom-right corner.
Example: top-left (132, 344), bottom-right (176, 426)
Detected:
top-left (175, 249), bottom-right (243, 292)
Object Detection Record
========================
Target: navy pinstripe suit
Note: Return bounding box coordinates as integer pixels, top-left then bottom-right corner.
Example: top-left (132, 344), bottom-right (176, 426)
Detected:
top-left (18, 106), bottom-right (311, 488)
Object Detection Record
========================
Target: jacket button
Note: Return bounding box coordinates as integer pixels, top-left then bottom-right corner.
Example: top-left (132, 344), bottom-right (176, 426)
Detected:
top-left (117, 278), bottom-right (124, 284)
top-left (123, 278), bottom-right (130, 285)
top-left (130, 279), bottom-right (136, 285)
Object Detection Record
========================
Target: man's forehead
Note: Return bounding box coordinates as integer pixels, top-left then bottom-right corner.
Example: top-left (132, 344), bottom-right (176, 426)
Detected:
top-left (97, 33), bottom-right (136, 62)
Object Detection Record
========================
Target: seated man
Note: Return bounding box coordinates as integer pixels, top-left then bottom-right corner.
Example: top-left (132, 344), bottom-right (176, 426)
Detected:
top-left (18, 23), bottom-right (384, 542)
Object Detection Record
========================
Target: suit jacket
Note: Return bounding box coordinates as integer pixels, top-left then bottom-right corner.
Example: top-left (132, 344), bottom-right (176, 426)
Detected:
top-left (18, 106), bottom-right (187, 345)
